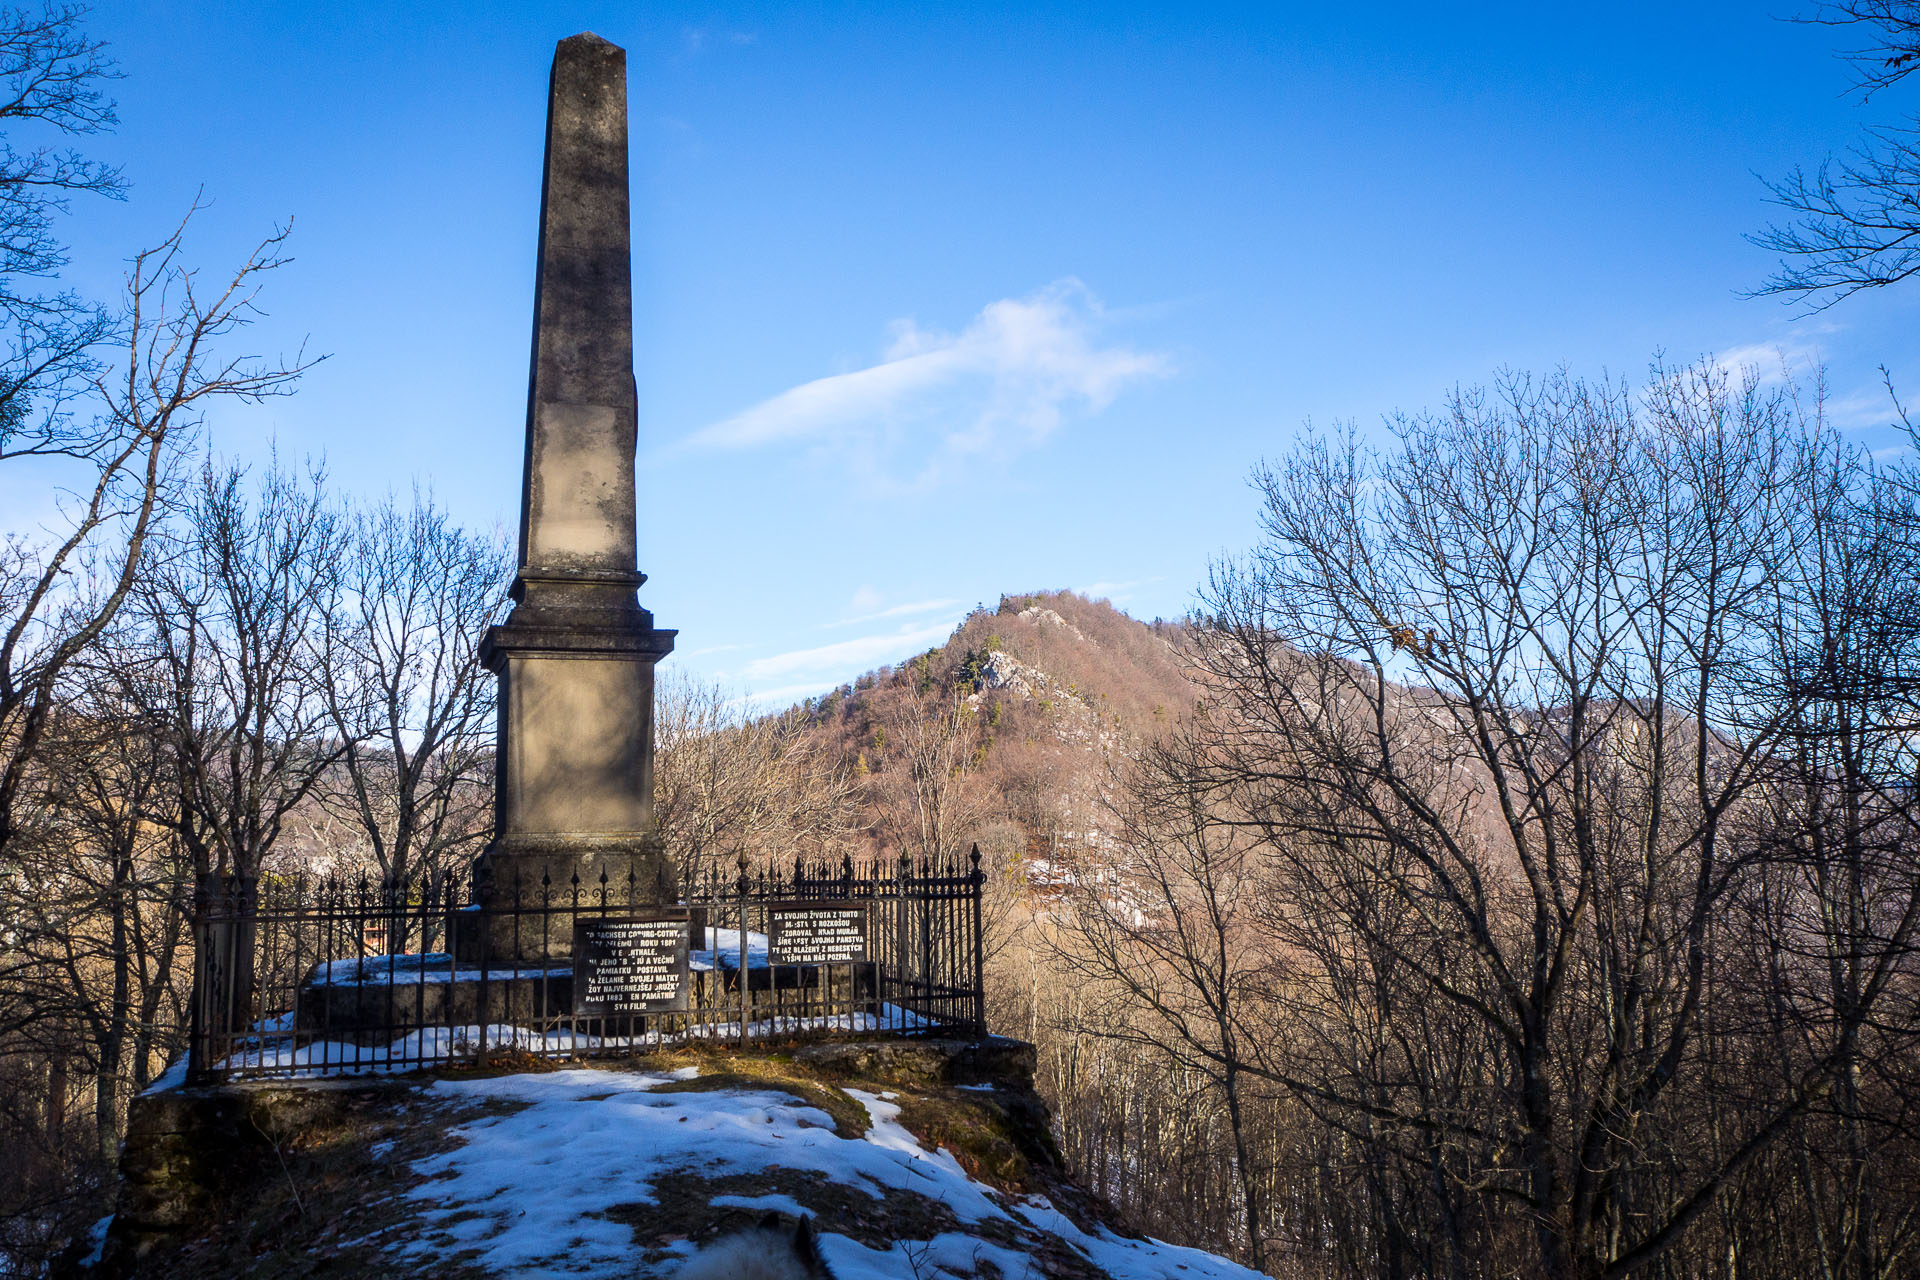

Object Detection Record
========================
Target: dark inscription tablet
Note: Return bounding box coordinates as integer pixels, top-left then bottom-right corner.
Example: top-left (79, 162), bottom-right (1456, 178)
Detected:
top-left (768, 903), bottom-right (868, 965)
top-left (573, 915), bottom-right (690, 1016)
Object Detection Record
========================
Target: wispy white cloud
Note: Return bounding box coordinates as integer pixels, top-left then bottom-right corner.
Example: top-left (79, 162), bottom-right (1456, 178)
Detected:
top-left (678, 25), bottom-right (757, 56)
top-left (1708, 333), bottom-right (1908, 432)
top-left (741, 618), bottom-right (960, 684)
top-left (1075, 577), bottom-right (1160, 600)
top-left (726, 681), bottom-right (841, 711)
top-left (823, 597), bottom-right (964, 629)
top-left (678, 642), bottom-right (752, 658)
top-left (685, 280), bottom-right (1171, 485)
top-left (1827, 387), bottom-right (1902, 432)
top-left (1712, 337), bottom-right (1824, 386)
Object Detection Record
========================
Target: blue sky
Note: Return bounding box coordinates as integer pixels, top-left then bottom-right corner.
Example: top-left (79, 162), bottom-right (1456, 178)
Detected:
top-left (17, 1), bottom-right (1920, 703)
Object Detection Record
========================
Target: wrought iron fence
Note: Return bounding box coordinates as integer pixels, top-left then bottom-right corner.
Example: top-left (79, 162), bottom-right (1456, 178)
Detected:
top-left (187, 848), bottom-right (985, 1083)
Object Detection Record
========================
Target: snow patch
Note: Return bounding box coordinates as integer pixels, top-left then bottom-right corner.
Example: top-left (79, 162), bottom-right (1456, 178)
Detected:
top-left (144, 1010), bottom-right (930, 1090)
top-left (308, 954), bottom-right (571, 987)
top-left (387, 1067), bottom-right (1266, 1279)
top-left (707, 1192), bottom-right (812, 1218)
top-left (78, 1214), bottom-right (111, 1268)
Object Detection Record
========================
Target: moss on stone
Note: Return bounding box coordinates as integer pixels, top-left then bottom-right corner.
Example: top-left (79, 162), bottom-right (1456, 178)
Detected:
top-left (892, 1087), bottom-right (1062, 1193)
top-left (101, 1082), bottom-right (502, 1280)
top-left (647, 1066), bottom-right (870, 1139)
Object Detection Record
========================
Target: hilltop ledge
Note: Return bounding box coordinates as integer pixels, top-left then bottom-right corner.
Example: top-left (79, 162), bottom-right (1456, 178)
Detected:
top-left (83, 1037), bottom-right (1258, 1280)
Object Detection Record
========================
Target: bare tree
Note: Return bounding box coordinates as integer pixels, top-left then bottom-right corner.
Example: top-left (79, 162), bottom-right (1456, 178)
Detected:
top-left (316, 490), bottom-right (505, 906)
top-left (870, 687), bottom-right (984, 862)
top-left (0, 663), bottom-right (191, 1163)
top-left (655, 674), bottom-right (853, 887)
top-left (1052, 753), bottom-right (1278, 1271)
top-left (1752, 3), bottom-right (1920, 306)
top-left (0, 1), bottom-right (123, 429)
top-left (1057, 363), bottom-right (1920, 1279)
top-left (118, 458), bottom-right (344, 886)
top-left (1738, 423), bottom-right (1920, 1280)
top-left (0, 8), bottom-right (315, 1263)
top-left (0, 214), bottom-right (311, 857)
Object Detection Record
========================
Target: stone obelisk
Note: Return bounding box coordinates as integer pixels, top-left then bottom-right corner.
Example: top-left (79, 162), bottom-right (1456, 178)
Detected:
top-left (473, 32), bottom-right (676, 947)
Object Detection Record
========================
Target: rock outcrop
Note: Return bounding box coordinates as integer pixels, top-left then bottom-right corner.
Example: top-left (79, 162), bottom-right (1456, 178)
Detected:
top-left (86, 1040), bottom-right (1258, 1280)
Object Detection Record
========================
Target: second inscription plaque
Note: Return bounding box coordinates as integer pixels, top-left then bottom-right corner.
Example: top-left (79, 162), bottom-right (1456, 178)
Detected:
top-left (767, 903), bottom-right (869, 965)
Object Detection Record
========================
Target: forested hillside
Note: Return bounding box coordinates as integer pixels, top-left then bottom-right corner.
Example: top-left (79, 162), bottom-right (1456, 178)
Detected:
top-left (797, 591), bottom-right (1192, 871)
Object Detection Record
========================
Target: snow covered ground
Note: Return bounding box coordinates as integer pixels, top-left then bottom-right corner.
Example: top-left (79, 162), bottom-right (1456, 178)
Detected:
top-left (146, 1000), bottom-right (932, 1088)
top-left (690, 925), bottom-right (770, 972)
top-left (310, 927), bottom-right (770, 983)
top-left (396, 1066), bottom-right (1262, 1280)
top-left (308, 954), bottom-right (575, 986)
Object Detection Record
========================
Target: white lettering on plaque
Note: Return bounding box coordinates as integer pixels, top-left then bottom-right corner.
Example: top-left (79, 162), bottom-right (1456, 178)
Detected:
top-left (768, 905), bottom-right (868, 965)
top-left (573, 915), bottom-right (690, 1016)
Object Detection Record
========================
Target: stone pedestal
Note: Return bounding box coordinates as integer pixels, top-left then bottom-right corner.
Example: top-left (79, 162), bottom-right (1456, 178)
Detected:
top-left (294, 954), bottom-right (576, 1044)
top-left (471, 599), bottom-right (676, 957)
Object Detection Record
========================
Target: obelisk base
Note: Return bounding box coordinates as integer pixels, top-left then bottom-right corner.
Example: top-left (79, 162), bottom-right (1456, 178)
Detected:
top-left (453, 833), bottom-right (675, 963)
top-left (466, 602), bottom-right (676, 962)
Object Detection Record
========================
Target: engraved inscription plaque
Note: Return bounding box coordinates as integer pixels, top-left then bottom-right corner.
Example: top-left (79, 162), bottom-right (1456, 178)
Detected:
top-left (767, 903), bottom-right (868, 965)
top-left (573, 914), bottom-right (690, 1016)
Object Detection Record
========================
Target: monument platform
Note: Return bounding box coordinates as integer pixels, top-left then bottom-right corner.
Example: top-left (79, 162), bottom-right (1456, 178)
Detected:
top-left (98, 1038), bottom-right (1080, 1280)
top-left (293, 954), bottom-right (576, 1044)
top-left (185, 853), bottom-right (984, 1082)
top-left (290, 928), bottom-right (886, 1048)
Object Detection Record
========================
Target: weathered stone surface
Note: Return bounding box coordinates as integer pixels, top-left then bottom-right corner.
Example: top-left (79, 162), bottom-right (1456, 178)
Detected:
top-left (294, 968), bottom-right (577, 1042)
top-left (793, 1036), bottom-right (1039, 1089)
top-left (472, 32), bottom-right (676, 949)
top-left (496, 655), bottom-right (657, 834)
top-left (519, 31), bottom-right (639, 580)
top-left (101, 1079), bottom-right (419, 1274)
